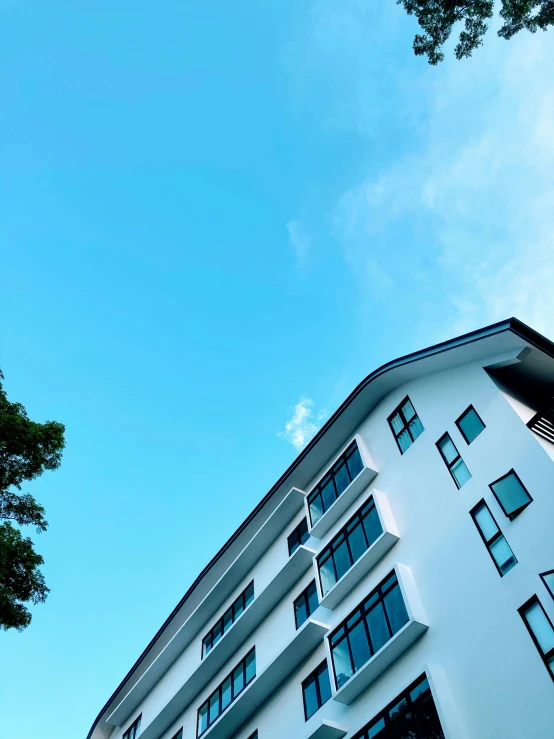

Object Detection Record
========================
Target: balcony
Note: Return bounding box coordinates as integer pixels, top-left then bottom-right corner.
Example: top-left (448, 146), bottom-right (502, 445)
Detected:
top-left (307, 436), bottom-right (378, 539)
top-left (307, 719), bottom-right (348, 739)
top-left (318, 490), bottom-right (399, 611)
top-left (107, 486), bottom-right (307, 729)
top-left (331, 563), bottom-right (428, 705)
top-left (136, 544), bottom-right (317, 739)
top-left (201, 617), bottom-right (330, 739)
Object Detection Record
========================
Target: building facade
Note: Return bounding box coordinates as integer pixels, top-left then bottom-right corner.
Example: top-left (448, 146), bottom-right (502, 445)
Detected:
top-left (88, 318), bottom-right (554, 739)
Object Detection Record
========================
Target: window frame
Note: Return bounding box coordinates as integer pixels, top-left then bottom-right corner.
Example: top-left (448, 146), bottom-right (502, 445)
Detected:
top-left (436, 432), bottom-right (471, 489)
top-left (302, 660), bottom-right (332, 721)
top-left (387, 396), bottom-right (424, 455)
top-left (351, 673), bottom-right (445, 739)
top-left (197, 648), bottom-right (256, 736)
top-left (287, 518), bottom-right (309, 556)
top-left (455, 404), bottom-right (486, 444)
top-left (518, 595), bottom-right (554, 682)
top-left (170, 730), bottom-right (183, 739)
top-left (328, 570), bottom-right (409, 690)
top-left (316, 496), bottom-right (382, 597)
top-left (294, 579), bottom-right (319, 630)
top-left (122, 715), bottom-right (141, 739)
top-left (202, 581), bottom-right (254, 658)
top-left (540, 570), bottom-right (554, 601)
top-left (489, 469), bottom-right (533, 521)
top-left (469, 500), bottom-right (517, 577)
top-left (306, 440), bottom-right (364, 527)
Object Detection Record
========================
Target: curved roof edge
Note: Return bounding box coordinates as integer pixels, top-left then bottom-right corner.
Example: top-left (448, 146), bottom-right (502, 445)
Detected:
top-left (87, 316), bottom-right (554, 739)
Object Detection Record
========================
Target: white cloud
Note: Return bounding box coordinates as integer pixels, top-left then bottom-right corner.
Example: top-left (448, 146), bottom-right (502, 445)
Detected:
top-left (323, 18), bottom-right (554, 342)
top-left (279, 396), bottom-right (328, 451)
top-left (287, 219), bottom-right (312, 266)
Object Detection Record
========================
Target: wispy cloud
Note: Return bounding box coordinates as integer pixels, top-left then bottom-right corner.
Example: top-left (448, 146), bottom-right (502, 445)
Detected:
top-left (289, 2), bottom-right (554, 344)
top-left (287, 219), bottom-right (312, 267)
top-left (279, 396), bottom-right (328, 451)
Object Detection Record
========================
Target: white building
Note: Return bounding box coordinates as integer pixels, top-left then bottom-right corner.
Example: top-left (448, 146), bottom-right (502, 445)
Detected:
top-left (87, 318), bottom-right (554, 739)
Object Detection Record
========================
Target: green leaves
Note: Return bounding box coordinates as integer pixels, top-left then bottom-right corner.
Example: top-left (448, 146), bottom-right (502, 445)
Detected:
top-left (0, 370), bottom-right (65, 631)
top-left (397, 0), bottom-right (553, 63)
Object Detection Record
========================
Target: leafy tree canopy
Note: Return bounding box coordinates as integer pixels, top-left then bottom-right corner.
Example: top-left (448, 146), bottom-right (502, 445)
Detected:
top-left (0, 370), bottom-right (65, 631)
top-left (397, 0), bottom-right (554, 64)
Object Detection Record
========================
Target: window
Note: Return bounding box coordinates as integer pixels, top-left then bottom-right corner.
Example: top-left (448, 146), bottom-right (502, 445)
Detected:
top-left (329, 571), bottom-right (409, 690)
top-left (294, 580), bottom-right (319, 629)
top-left (388, 397), bottom-right (424, 454)
top-left (456, 405), bottom-right (485, 444)
top-left (302, 661), bottom-right (332, 720)
top-left (197, 648), bottom-right (256, 736)
top-left (470, 501), bottom-right (517, 576)
top-left (122, 716), bottom-right (141, 739)
top-left (246, 733), bottom-right (258, 739)
top-left (436, 433), bottom-right (471, 488)
top-left (317, 497), bottom-right (383, 596)
top-left (352, 673), bottom-right (445, 739)
top-left (171, 731), bottom-right (183, 739)
top-left (202, 582), bottom-right (254, 658)
top-left (540, 571), bottom-right (554, 601)
top-left (288, 518), bottom-right (309, 556)
top-left (519, 596), bottom-right (554, 680)
top-left (490, 470), bottom-right (532, 521)
top-left (307, 441), bottom-right (364, 527)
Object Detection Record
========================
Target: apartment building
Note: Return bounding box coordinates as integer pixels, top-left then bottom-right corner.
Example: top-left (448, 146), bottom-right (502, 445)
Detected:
top-left (87, 317), bottom-right (554, 739)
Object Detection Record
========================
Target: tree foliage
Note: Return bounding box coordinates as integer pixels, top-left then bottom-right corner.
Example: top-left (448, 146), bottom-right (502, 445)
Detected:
top-left (0, 369), bottom-right (65, 631)
top-left (397, 0), bottom-right (554, 64)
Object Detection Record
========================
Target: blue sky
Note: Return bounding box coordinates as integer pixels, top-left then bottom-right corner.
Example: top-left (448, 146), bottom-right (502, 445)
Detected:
top-left (1, 1), bottom-right (553, 737)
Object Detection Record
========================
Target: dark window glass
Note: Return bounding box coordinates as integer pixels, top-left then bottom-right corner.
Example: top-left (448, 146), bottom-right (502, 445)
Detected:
top-left (197, 648), bottom-right (256, 736)
top-left (307, 441), bottom-right (364, 526)
top-left (294, 580), bottom-right (319, 629)
top-left (302, 661), bottom-right (332, 720)
top-left (246, 733), bottom-right (258, 739)
top-left (387, 397), bottom-right (424, 455)
top-left (288, 517), bottom-right (310, 556)
top-left (436, 433), bottom-right (471, 488)
top-left (470, 501), bottom-right (517, 576)
top-left (519, 596), bottom-right (554, 680)
top-left (316, 497), bottom-right (383, 596)
top-left (352, 673), bottom-right (445, 739)
top-left (540, 570), bottom-right (554, 601)
top-left (122, 716), bottom-right (141, 739)
top-left (171, 731), bottom-right (183, 739)
top-left (329, 572), bottom-right (409, 690)
top-left (456, 405), bottom-right (485, 444)
top-left (490, 470), bottom-right (532, 520)
top-left (202, 581), bottom-right (254, 658)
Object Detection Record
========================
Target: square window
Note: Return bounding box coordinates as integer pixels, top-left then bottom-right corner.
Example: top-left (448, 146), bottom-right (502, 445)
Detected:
top-left (456, 405), bottom-right (485, 444)
top-left (490, 470), bottom-right (532, 520)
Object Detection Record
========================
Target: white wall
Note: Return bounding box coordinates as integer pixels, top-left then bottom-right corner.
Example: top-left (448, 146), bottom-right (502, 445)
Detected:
top-left (118, 354), bottom-right (554, 739)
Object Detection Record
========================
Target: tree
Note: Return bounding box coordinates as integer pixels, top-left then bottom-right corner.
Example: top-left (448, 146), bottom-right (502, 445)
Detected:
top-left (397, 0), bottom-right (554, 64)
top-left (0, 369), bottom-right (65, 631)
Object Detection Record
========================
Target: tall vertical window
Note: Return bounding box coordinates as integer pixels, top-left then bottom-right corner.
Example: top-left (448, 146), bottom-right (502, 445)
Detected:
top-left (317, 497), bottom-right (383, 596)
top-left (288, 518), bottom-right (309, 556)
top-left (197, 648), bottom-right (256, 736)
top-left (294, 580), bottom-right (319, 629)
top-left (202, 582), bottom-right (254, 657)
top-left (122, 716), bottom-right (141, 739)
top-left (490, 470), bottom-right (532, 520)
top-left (470, 500), bottom-right (517, 576)
top-left (436, 433), bottom-right (471, 488)
top-left (456, 405), bottom-right (486, 444)
top-left (519, 596), bottom-right (554, 680)
top-left (302, 661), bottom-right (332, 720)
top-left (388, 397), bottom-right (424, 454)
top-left (329, 571), bottom-right (409, 690)
top-left (540, 571), bottom-right (554, 601)
top-left (352, 673), bottom-right (445, 739)
top-left (307, 441), bottom-right (364, 527)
